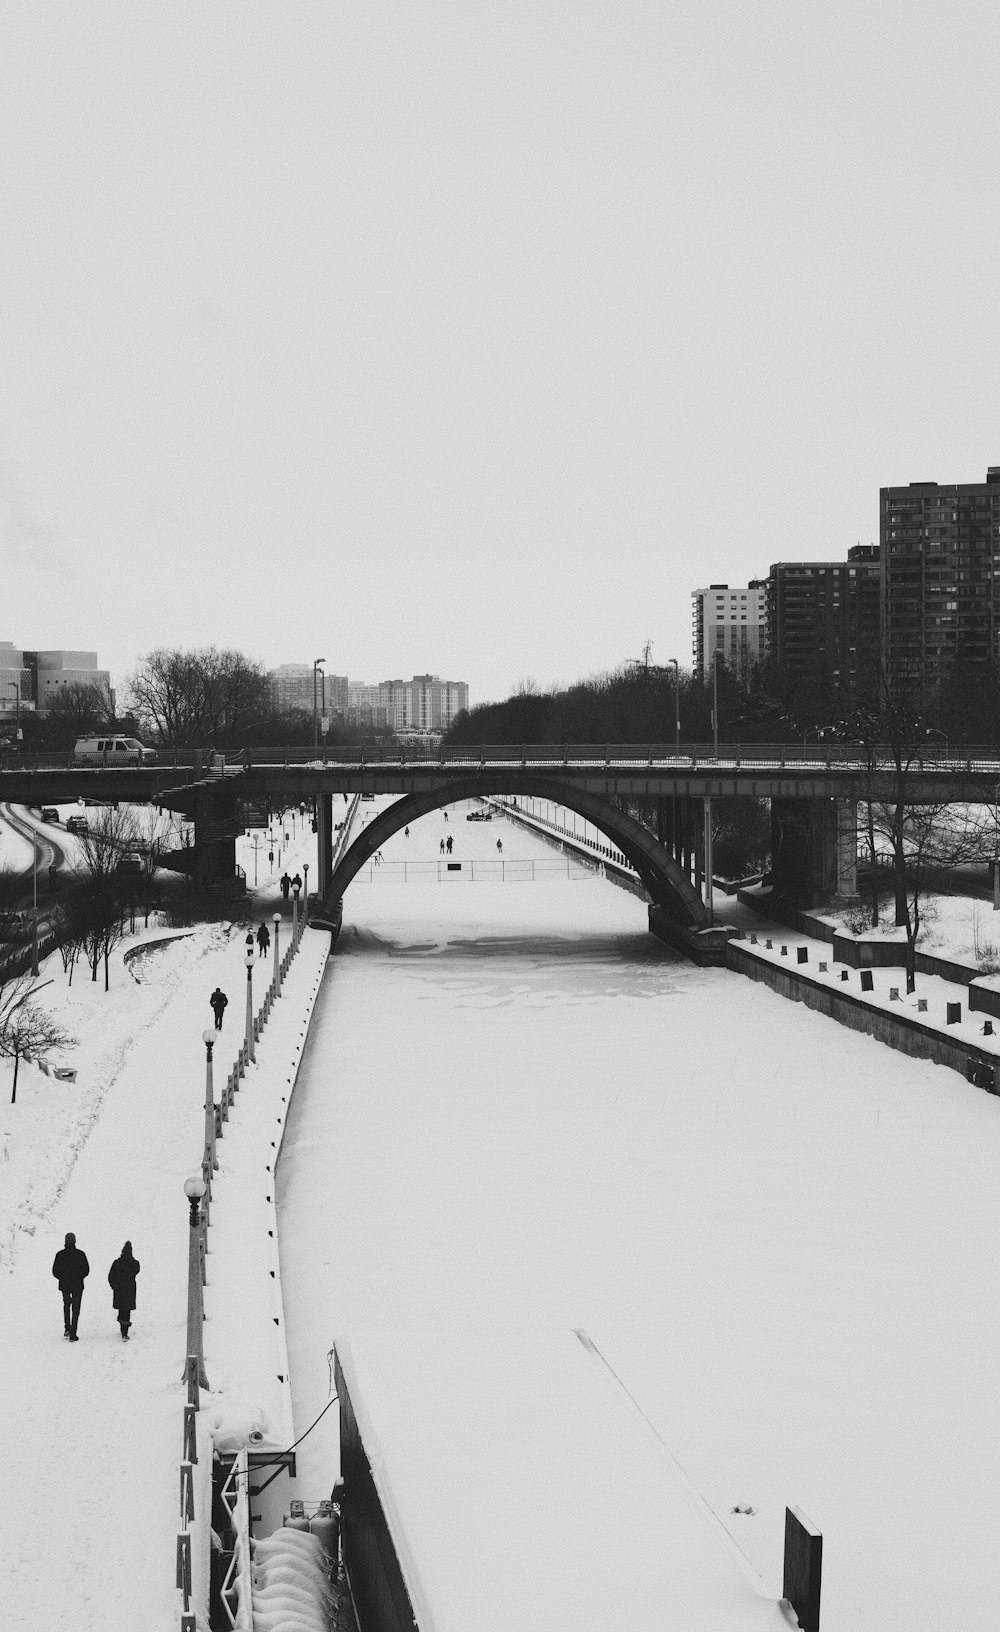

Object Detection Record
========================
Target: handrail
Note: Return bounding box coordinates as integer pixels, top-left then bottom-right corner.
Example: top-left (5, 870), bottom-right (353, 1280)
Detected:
top-left (177, 901), bottom-right (312, 1630)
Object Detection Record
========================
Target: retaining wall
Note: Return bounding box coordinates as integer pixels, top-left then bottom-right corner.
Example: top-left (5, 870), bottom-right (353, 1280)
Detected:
top-left (727, 939), bottom-right (1000, 1093)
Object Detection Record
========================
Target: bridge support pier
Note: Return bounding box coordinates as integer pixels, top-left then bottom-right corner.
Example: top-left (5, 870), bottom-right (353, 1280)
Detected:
top-left (316, 793), bottom-right (333, 897)
top-left (771, 796), bottom-right (858, 906)
top-left (192, 784), bottom-right (238, 885)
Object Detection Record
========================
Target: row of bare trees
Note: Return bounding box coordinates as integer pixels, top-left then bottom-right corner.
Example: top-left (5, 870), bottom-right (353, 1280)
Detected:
top-left (0, 805), bottom-right (171, 1101)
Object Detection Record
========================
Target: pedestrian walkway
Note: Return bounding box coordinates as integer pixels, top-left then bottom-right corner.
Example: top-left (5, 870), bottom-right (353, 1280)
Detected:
top-left (0, 908), bottom-right (331, 1632)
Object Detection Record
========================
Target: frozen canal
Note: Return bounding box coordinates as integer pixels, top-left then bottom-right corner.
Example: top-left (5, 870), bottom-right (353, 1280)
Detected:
top-left (277, 801), bottom-right (1000, 1631)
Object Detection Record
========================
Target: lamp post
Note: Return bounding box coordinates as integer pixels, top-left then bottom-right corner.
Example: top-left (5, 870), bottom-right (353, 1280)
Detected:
top-left (273, 911), bottom-right (282, 993)
top-left (183, 1175), bottom-right (209, 1393)
top-left (6, 679), bottom-right (20, 743)
top-left (303, 862), bottom-right (309, 926)
top-left (313, 659), bottom-right (326, 753)
top-left (203, 1029), bottom-right (218, 1176)
top-left (30, 821), bottom-right (38, 976)
top-left (292, 876), bottom-right (301, 946)
top-left (668, 658), bottom-right (680, 754)
top-left (244, 932), bottom-right (255, 1064)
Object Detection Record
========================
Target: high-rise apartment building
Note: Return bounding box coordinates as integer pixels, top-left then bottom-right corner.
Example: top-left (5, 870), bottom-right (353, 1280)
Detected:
top-left (691, 584), bottom-right (768, 677)
top-left (880, 467), bottom-right (1000, 689)
top-left (269, 664), bottom-right (348, 718)
top-left (765, 547), bottom-right (881, 691)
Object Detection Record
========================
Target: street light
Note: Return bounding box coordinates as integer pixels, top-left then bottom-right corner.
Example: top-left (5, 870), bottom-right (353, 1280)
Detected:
top-left (313, 659), bottom-right (326, 753)
top-left (302, 862), bottom-right (309, 926)
top-left (244, 931), bottom-right (255, 1064)
top-left (272, 911), bottom-right (282, 993)
top-left (5, 679), bottom-right (20, 743)
top-left (292, 876), bottom-right (301, 946)
top-left (668, 658), bottom-right (680, 754)
top-left (203, 1030), bottom-right (218, 1177)
top-left (183, 1174), bottom-right (209, 1393)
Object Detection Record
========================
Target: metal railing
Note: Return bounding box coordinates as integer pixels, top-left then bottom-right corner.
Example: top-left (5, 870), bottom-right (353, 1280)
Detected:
top-left (4, 742), bottom-right (1000, 774)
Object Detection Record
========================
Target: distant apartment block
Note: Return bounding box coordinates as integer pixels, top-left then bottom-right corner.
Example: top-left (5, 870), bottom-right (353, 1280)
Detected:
top-left (880, 466), bottom-right (1000, 689)
top-left (269, 664), bottom-right (348, 718)
top-left (346, 674), bottom-right (470, 732)
top-left (691, 584), bottom-right (768, 678)
top-left (765, 546), bottom-right (881, 691)
top-left (0, 640), bottom-right (112, 715)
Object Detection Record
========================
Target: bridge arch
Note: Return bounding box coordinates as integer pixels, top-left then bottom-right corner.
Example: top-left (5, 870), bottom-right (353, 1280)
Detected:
top-left (325, 774), bottom-right (707, 928)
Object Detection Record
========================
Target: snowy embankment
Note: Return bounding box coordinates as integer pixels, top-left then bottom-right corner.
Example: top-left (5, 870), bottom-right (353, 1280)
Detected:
top-left (0, 804), bottom-right (325, 1632)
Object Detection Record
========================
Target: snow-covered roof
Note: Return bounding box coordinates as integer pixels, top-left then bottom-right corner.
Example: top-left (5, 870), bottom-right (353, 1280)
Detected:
top-left (334, 1326), bottom-right (791, 1632)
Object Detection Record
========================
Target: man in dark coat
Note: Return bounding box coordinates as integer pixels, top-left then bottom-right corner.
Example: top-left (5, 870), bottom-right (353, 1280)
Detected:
top-left (108, 1242), bottom-right (140, 1341)
top-left (210, 987), bottom-right (228, 1030)
top-left (52, 1231), bottom-right (89, 1340)
top-left (255, 922), bottom-right (270, 957)
top-left (280, 872), bottom-right (291, 901)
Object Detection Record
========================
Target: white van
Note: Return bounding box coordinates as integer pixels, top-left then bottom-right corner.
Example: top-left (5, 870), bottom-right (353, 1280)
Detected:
top-left (73, 736), bottom-right (156, 766)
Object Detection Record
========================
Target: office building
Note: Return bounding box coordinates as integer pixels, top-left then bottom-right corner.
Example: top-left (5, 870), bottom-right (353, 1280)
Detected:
top-left (691, 584), bottom-right (768, 678)
top-left (0, 641), bottom-right (112, 715)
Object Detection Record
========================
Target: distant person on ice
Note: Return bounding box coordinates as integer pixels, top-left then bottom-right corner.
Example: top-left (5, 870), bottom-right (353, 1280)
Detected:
top-left (496, 839), bottom-right (503, 853)
top-left (446, 835), bottom-right (453, 854)
top-left (280, 872), bottom-right (291, 902)
top-left (210, 987), bottom-right (228, 1030)
top-left (108, 1242), bottom-right (140, 1342)
top-left (52, 1232), bottom-right (89, 1341)
top-left (439, 839), bottom-right (446, 855)
top-left (256, 922), bottom-right (270, 957)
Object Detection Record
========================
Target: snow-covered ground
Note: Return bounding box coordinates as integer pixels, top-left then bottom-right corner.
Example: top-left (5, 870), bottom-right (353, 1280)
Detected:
top-left (277, 799), bottom-right (1000, 1632)
top-left (0, 802), bottom-right (322, 1632)
top-left (3, 793), bottom-right (1000, 1629)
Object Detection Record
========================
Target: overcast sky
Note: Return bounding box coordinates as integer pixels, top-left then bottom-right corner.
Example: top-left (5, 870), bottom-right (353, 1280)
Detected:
top-left (2, 3), bottom-right (999, 708)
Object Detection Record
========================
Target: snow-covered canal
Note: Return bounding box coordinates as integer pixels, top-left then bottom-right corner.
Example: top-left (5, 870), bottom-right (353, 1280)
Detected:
top-left (277, 801), bottom-right (1000, 1631)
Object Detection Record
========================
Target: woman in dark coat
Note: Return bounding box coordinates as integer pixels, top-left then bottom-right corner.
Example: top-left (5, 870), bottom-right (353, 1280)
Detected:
top-left (108, 1242), bottom-right (140, 1341)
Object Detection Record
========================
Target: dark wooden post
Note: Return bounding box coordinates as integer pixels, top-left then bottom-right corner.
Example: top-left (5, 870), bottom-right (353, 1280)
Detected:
top-left (784, 1505), bottom-right (822, 1632)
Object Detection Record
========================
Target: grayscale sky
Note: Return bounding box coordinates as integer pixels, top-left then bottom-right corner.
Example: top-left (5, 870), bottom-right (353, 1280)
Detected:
top-left (2, 3), bottom-right (998, 708)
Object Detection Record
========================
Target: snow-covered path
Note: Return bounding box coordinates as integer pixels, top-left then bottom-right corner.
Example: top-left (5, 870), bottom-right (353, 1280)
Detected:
top-left (0, 808), bottom-right (323, 1632)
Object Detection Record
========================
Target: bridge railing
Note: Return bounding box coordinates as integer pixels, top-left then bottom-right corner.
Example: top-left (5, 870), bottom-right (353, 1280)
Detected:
top-left (4, 742), bottom-right (1000, 774)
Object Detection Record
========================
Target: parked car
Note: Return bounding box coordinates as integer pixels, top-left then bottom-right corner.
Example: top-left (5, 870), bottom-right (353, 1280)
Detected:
top-left (40, 806), bottom-right (60, 823)
top-left (73, 736), bottom-right (156, 765)
top-left (66, 814), bottom-right (89, 835)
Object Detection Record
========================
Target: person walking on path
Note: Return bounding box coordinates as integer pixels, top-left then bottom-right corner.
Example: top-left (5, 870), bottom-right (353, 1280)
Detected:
top-left (256, 922), bottom-right (271, 958)
top-left (210, 987), bottom-right (228, 1030)
top-left (280, 872), bottom-right (291, 902)
top-left (291, 871), bottom-right (302, 898)
top-left (108, 1242), bottom-right (140, 1341)
top-left (496, 838), bottom-right (503, 853)
top-left (52, 1232), bottom-right (89, 1341)
top-left (446, 835), bottom-right (454, 855)
top-left (439, 839), bottom-right (446, 855)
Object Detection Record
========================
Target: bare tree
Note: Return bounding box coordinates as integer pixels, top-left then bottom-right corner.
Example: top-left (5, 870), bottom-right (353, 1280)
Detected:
top-left (841, 658), bottom-right (994, 991)
top-left (76, 806), bottom-right (143, 990)
top-left (125, 646), bottom-right (268, 746)
top-left (45, 681), bottom-right (116, 734)
top-left (0, 972), bottom-right (75, 1103)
